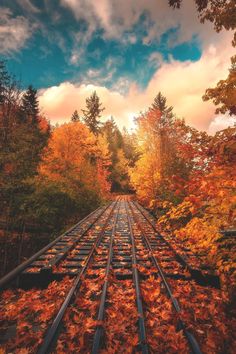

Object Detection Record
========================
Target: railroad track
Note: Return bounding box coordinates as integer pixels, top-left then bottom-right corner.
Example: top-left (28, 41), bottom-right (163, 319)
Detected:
top-left (133, 202), bottom-right (220, 287)
top-left (0, 196), bottom-right (227, 353)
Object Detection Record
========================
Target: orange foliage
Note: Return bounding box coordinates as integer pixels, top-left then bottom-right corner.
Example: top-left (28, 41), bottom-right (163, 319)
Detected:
top-left (39, 121), bottom-right (111, 199)
top-left (131, 107), bottom-right (235, 301)
top-left (38, 116), bottom-right (50, 133)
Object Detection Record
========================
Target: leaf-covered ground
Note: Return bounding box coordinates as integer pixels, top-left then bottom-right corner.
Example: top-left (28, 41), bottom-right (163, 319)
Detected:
top-left (1, 265), bottom-right (235, 353)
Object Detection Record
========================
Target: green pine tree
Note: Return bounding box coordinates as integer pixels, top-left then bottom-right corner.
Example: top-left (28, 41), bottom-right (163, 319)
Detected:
top-left (82, 91), bottom-right (105, 135)
top-left (71, 110), bottom-right (80, 122)
top-left (151, 92), bottom-right (174, 127)
top-left (21, 85), bottom-right (39, 123)
top-left (0, 60), bottom-right (10, 106)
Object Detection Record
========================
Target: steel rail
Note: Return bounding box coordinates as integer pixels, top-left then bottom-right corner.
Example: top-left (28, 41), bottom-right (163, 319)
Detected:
top-left (0, 203), bottom-right (111, 290)
top-left (133, 201), bottom-right (221, 289)
top-left (125, 201), bottom-right (149, 354)
top-left (40, 201), bottom-right (114, 270)
top-left (91, 201), bottom-right (121, 354)
top-left (37, 199), bottom-right (120, 354)
top-left (127, 201), bottom-right (202, 354)
top-left (133, 201), bottom-right (190, 269)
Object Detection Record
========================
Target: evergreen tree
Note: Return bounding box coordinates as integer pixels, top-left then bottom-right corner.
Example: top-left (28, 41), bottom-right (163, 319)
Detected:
top-left (0, 61), bottom-right (21, 143)
top-left (71, 109), bottom-right (80, 122)
top-left (0, 60), bottom-right (10, 105)
top-left (151, 92), bottom-right (174, 127)
top-left (0, 65), bottom-right (50, 237)
top-left (82, 91), bottom-right (105, 135)
top-left (21, 85), bottom-right (39, 123)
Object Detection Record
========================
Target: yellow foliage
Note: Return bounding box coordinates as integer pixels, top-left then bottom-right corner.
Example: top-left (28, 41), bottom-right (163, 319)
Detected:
top-left (39, 121), bottom-right (111, 198)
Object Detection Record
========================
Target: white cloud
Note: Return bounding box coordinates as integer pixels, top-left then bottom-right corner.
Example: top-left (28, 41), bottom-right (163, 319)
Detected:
top-left (39, 82), bottom-right (134, 127)
top-left (143, 33), bottom-right (235, 130)
top-left (208, 115), bottom-right (236, 135)
top-left (70, 51), bottom-right (80, 65)
top-left (112, 77), bottom-right (132, 95)
top-left (39, 30), bottom-right (235, 133)
top-left (148, 52), bottom-right (163, 69)
top-left (60, 0), bottom-right (222, 48)
top-left (0, 7), bottom-right (32, 54)
top-left (87, 69), bottom-right (101, 78)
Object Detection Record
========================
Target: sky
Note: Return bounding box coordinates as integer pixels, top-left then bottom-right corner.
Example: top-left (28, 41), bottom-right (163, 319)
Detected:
top-left (0, 0), bottom-right (235, 133)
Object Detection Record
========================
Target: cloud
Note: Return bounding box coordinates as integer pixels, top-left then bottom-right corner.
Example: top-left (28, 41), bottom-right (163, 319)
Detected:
top-left (39, 31), bottom-right (235, 132)
top-left (208, 115), bottom-right (236, 135)
top-left (144, 33), bottom-right (235, 130)
top-left (70, 51), bottom-right (80, 65)
top-left (112, 77), bottom-right (132, 95)
top-left (0, 7), bottom-right (32, 54)
top-left (39, 82), bottom-right (131, 126)
top-left (60, 0), bottom-right (230, 75)
top-left (17, 0), bottom-right (41, 14)
top-left (60, 0), bottom-right (221, 48)
top-left (148, 52), bottom-right (163, 69)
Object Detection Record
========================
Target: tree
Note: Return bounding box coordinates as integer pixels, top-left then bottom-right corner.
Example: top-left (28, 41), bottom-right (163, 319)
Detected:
top-left (21, 85), bottom-right (39, 123)
top-left (130, 98), bottom-right (211, 208)
top-left (0, 64), bottom-right (50, 232)
top-left (39, 121), bottom-right (110, 201)
top-left (82, 91), bottom-right (105, 135)
top-left (169, 1), bottom-right (236, 116)
top-left (71, 110), bottom-right (80, 122)
top-left (150, 92), bottom-right (174, 127)
top-left (101, 117), bottom-right (134, 192)
top-left (0, 61), bottom-right (21, 144)
top-left (168, 0), bottom-right (236, 45)
top-left (0, 60), bottom-right (10, 105)
top-left (203, 57), bottom-right (236, 116)
top-left (122, 127), bottom-right (140, 168)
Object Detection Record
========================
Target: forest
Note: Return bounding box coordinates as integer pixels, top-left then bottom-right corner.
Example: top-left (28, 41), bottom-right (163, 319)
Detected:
top-left (0, 1), bottom-right (236, 352)
top-left (0, 57), bottom-right (235, 305)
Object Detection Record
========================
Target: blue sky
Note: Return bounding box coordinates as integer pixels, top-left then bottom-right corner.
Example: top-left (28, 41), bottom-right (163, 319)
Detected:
top-left (1, 0), bottom-right (202, 90)
top-left (0, 0), bottom-right (234, 132)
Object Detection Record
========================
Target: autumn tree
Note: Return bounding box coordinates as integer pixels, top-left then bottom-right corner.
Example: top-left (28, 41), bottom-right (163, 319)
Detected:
top-left (101, 118), bottom-right (135, 192)
top-left (122, 127), bottom-right (140, 168)
top-left (82, 91), bottom-right (105, 135)
top-left (39, 121), bottom-right (110, 217)
top-left (130, 93), bottom-right (212, 209)
top-left (130, 109), bottom-right (164, 205)
top-left (203, 57), bottom-right (236, 116)
top-left (169, 1), bottom-right (236, 117)
top-left (71, 110), bottom-right (80, 122)
top-left (168, 0), bottom-right (236, 46)
top-left (131, 96), bottom-right (235, 299)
